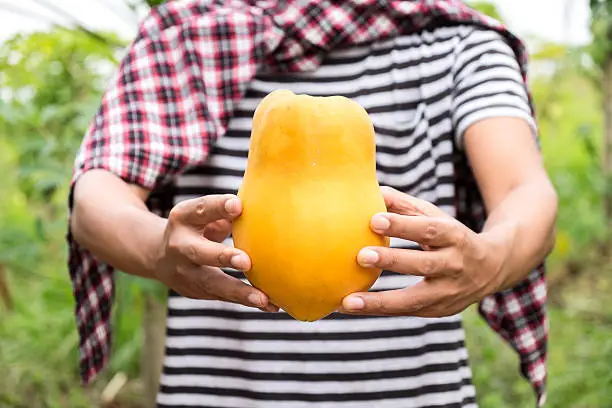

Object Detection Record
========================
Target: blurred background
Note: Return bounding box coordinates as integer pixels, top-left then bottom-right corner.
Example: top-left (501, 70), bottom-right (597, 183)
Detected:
top-left (0, 0), bottom-right (611, 407)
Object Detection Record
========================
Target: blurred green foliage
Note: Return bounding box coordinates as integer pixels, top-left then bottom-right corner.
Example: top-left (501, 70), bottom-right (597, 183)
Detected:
top-left (144, 0), bottom-right (167, 7)
top-left (589, 0), bottom-right (612, 67)
top-left (1, 1), bottom-right (611, 407)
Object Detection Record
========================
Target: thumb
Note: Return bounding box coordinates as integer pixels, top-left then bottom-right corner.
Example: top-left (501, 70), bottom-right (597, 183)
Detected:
top-left (170, 194), bottom-right (241, 228)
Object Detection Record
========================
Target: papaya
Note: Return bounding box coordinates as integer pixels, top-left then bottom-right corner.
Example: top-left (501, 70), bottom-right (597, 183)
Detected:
top-left (232, 90), bottom-right (389, 321)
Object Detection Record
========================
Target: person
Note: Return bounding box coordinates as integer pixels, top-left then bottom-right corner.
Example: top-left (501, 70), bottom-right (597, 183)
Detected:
top-left (67, 1), bottom-right (557, 407)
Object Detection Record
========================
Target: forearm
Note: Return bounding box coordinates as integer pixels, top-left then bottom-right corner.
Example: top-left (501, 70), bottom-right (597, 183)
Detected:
top-left (71, 169), bottom-right (166, 280)
top-left (480, 174), bottom-right (558, 291)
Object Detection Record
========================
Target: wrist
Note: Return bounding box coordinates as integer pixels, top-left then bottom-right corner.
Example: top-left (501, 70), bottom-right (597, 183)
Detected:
top-left (479, 221), bottom-right (518, 293)
top-left (145, 216), bottom-right (169, 283)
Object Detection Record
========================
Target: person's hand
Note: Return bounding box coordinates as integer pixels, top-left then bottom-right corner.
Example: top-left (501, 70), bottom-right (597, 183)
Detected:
top-left (340, 187), bottom-right (509, 317)
top-left (154, 194), bottom-right (278, 312)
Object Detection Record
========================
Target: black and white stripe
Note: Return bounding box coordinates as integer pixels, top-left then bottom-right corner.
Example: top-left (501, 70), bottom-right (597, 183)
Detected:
top-left (158, 25), bottom-right (533, 408)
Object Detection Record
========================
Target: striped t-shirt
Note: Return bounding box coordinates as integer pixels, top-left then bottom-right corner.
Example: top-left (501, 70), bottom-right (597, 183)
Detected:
top-left (157, 24), bottom-right (535, 408)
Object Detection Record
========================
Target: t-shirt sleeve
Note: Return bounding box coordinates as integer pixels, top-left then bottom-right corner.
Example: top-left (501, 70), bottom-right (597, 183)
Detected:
top-left (451, 28), bottom-right (537, 149)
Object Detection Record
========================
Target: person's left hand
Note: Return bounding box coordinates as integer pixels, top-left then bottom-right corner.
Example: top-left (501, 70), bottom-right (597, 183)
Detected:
top-left (340, 186), bottom-right (510, 317)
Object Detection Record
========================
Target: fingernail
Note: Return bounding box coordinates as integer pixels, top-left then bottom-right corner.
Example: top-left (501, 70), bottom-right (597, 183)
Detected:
top-left (343, 296), bottom-right (365, 311)
top-left (225, 198), bottom-right (240, 213)
top-left (357, 249), bottom-right (379, 267)
top-left (247, 293), bottom-right (264, 307)
top-left (371, 214), bottom-right (390, 232)
top-left (230, 253), bottom-right (249, 270)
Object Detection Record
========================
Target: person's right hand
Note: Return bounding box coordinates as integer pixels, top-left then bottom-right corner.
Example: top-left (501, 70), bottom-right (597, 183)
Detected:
top-left (154, 194), bottom-right (277, 312)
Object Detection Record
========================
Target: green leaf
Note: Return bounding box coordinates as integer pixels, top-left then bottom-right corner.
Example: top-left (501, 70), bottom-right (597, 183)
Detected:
top-left (468, 1), bottom-right (504, 23)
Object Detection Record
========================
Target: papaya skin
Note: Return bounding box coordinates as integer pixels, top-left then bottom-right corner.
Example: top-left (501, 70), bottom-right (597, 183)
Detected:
top-left (233, 90), bottom-right (389, 321)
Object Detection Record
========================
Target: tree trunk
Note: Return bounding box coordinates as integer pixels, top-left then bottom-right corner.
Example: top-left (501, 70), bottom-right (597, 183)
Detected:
top-left (141, 294), bottom-right (167, 407)
top-left (0, 264), bottom-right (13, 310)
top-left (604, 58), bottom-right (612, 231)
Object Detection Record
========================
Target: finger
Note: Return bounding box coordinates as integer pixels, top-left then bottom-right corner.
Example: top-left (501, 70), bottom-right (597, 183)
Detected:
top-left (192, 266), bottom-right (272, 309)
top-left (370, 213), bottom-right (467, 248)
top-left (340, 280), bottom-right (440, 316)
top-left (203, 219), bottom-right (233, 242)
top-left (261, 303), bottom-right (280, 313)
top-left (380, 186), bottom-right (448, 218)
top-left (357, 246), bottom-right (459, 277)
top-left (169, 194), bottom-right (241, 227)
top-left (169, 233), bottom-right (251, 271)
top-left (178, 272), bottom-right (279, 313)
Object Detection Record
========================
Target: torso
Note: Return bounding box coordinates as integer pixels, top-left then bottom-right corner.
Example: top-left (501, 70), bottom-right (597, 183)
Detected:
top-left (157, 25), bottom-right (483, 408)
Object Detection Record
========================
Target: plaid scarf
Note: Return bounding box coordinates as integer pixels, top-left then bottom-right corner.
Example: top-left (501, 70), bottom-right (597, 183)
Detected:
top-left (68, 1), bottom-right (547, 405)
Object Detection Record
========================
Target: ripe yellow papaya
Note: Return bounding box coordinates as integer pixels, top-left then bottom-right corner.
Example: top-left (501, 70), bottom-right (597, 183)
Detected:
top-left (233, 90), bottom-right (389, 321)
